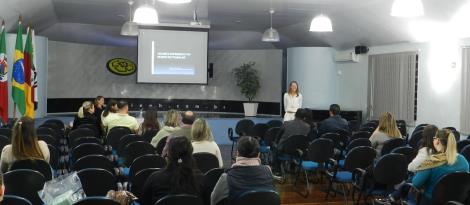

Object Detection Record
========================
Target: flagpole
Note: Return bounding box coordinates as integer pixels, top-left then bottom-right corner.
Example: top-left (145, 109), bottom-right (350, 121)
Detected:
top-left (13, 103), bottom-right (16, 120)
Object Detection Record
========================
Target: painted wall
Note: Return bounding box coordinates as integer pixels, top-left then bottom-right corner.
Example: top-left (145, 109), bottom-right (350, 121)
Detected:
top-left (48, 41), bottom-right (283, 102)
top-left (287, 47), bottom-right (338, 109)
top-left (5, 34), bottom-right (48, 118)
top-left (337, 41), bottom-right (464, 130)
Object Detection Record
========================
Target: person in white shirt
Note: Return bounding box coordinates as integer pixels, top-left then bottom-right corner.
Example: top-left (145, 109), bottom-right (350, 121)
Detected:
top-left (102, 100), bottom-right (139, 133)
top-left (191, 118), bottom-right (223, 168)
top-left (408, 125), bottom-right (438, 172)
top-left (283, 81), bottom-right (303, 121)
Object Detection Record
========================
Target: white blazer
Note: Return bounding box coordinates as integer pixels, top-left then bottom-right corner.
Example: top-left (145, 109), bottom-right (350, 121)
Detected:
top-left (283, 93), bottom-right (302, 121)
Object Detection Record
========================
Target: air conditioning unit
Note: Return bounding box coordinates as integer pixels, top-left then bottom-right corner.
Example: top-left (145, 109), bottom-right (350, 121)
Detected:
top-left (335, 51), bottom-right (359, 63)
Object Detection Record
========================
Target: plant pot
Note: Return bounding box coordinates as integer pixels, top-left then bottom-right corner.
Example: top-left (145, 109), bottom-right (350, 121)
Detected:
top-left (243, 102), bottom-right (258, 117)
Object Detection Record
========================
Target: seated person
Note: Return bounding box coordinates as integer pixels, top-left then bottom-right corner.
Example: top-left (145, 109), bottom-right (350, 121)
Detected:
top-left (317, 104), bottom-right (349, 136)
top-left (0, 117), bottom-right (50, 173)
top-left (138, 108), bottom-right (161, 135)
top-left (211, 136), bottom-right (274, 205)
top-left (276, 108), bottom-right (311, 150)
top-left (103, 100), bottom-right (139, 133)
top-left (72, 101), bottom-right (100, 132)
top-left (369, 112), bottom-right (402, 156)
top-left (142, 136), bottom-right (203, 205)
top-left (408, 125), bottom-right (438, 172)
top-left (151, 109), bottom-right (181, 147)
top-left (191, 118), bottom-right (223, 168)
top-left (173, 111), bottom-right (196, 140)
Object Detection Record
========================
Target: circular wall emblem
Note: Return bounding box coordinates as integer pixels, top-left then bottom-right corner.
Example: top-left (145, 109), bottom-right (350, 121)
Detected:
top-left (106, 58), bottom-right (136, 76)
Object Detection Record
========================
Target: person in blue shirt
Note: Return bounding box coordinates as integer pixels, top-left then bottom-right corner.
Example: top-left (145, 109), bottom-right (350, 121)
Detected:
top-left (410, 129), bottom-right (469, 204)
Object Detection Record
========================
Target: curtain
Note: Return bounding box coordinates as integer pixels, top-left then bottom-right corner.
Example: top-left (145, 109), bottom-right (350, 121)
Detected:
top-left (461, 48), bottom-right (470, 134)
top-left (368, 52), bottom-right (417, 124)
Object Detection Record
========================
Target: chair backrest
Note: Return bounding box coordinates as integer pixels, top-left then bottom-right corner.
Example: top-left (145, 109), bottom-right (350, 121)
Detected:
top-left (77, 124), bottom-right (99, 137)
top-left (48, 144), bottom-right (60, 170)
top-left (346, 138), bottom-right (371, 153)
top-left (445, 201), bottom-right (465, 205)
top-left (307, 138), bottom-right (334, 163)
top-left (266, 120), bottom-right (283, 128)
top-left (43, 119), bottom-right (65, 130)
top-left (343, 146), bottom-right (376, 172)
top-left (39, 123), bottom-right (63, 137)
top-left (432, 172), bottom-right (470, 205)
top-left (253, 123), bottom-right (270, 140)
top-left (131, 168), bottom-right (161, 200)
top-left (77, 168), bottom-right (117, 196)
top-left (142, 129), bottom-right (159, 143)
top-left (373, 153), bottom-right (408, 186)
top-left (381, 138), bottom-right (406, 156)
top-left (460, 145), bottom-right (470, 162)
top-left (155, 136), bottom-right (168, 155)
top-left (408, 130), bottom-right (423, 149)
top-left (349, 131), bottom-right (371, 141)
top-left (457, 140), bottom-right (470, 153)
top-left (36, 127), bottom-right (59, 144)
top-left (3, 195), bottom-right (33, 205)
top-left (72, 143), bottom-right (106, 162)
top-left (412, 124), bottom-right (428, 136)
top-left (106, 126), bottom-right (132, 149)
top-left (69, 128), bottom-right (96, 145)
top-left (155, 194), bottom-right (203, 205)
top-left (73, 197), bottom-right (121, 205)
top-left (10, 159), bottom-right (53, 180)
top-left (264, 127), bottom-right (280, 146)
top-left (71, 137), bottom-right (102, 149)
top-left (235, 119), bottom-right (255, 136)
top-left (281, 135), bottom-right (310, 156)
top-left (233, 190), bottom-right (280, 205)
top-left (0, 134), bottom-right (10, 151)
top-left (0, 128), bottom-right (11, 138)
top-left (193, 152), bottom-right (220, 174)
top-left (73, 154), bottom-right (116, 175)
top-left (320, 133), bottom-right (341, 149)
top-left (118, 134), bottom-right (144, 156)
top-left (202, 168), bottom-right (225, 205)
top-left (37, 134), bottom-right (57, 146)
top-left (124, 141), bottom-right (156, 166)
top-left (336, 128), bottom-right (351, 139)
top-left (129, 154), bottom-right (166, 179)
top-left (391, 146), bottom-right (418, 164)
top-left (359, 126), bottom-right (375, 133)
top-left (4, 169), bottom-right (46, 205)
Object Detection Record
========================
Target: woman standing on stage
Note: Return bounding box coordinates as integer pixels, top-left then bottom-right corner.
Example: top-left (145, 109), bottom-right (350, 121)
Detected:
top-left (283, 81), bottom-right (303, 121)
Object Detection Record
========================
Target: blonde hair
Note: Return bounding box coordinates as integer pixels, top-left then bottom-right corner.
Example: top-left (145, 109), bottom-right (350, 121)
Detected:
top-left (12, 117), bottom-right (45, 161)
top-left (164, 109), bottom-right (180, 127)
top-left (436, 129), bottom-right (458, 165)
top-left (377, 112), bottom-right (401, 138)
top-left (78, 101), bottom-right (94, 118)
top-left (192, 118), bottom-right (213, 141)
top-left (288, 81), bottom-right (300, 97)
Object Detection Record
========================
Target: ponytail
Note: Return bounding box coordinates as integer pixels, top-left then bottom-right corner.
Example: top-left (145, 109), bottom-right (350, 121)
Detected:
top-left (77, 106), bottom-right (85, 118)
top-left (77, 101), bottom-right (93, 119)
top-left (445, 132), bottom-right (458, 165)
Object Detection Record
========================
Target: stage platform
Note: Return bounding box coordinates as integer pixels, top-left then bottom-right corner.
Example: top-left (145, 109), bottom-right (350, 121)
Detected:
top-left (38, 113), bottom-right (282, 146)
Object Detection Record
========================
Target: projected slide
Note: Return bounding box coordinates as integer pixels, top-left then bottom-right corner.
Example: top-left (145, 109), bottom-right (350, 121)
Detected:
top-left (138, 29), bottom-right (208, 84)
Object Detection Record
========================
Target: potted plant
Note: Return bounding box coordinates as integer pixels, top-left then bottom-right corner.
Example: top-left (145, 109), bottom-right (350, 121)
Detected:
top-left (232, 62), bottom-right (260, 116)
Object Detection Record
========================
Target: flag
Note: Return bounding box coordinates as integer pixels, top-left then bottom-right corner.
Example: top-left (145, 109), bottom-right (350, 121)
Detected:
top-left (32, 29), bottom-right (38, 110)
top-left (12, 19), bottom-right (26, 116)
top-left (24, 26), bottom-right (34, 118)
top-left (0, 21), bottom-right (8, 124)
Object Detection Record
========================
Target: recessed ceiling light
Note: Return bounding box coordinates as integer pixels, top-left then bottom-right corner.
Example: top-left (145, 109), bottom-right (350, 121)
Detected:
top-left (158, 0), bottom-right (191, 4)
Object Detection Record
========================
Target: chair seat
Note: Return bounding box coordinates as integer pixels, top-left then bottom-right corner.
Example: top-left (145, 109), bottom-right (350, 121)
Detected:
top-left (338, 160), bottom-right (345, 168)
top-left (335, 171), bottom-right (352, 182)
top-left (301, 161), bottom-right (319, 170)
top-left (122, 167), bottom-right (130, 176)
top-left (260, 146), bottom-right (270, 153)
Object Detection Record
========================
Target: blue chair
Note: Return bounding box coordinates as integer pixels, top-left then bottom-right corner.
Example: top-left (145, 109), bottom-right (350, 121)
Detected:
top-left (233, 190), bottom-right (280, 205)
top-left (228, 119), bottom-right (255, 162)
top-left (277, 135), bottom-right (310, 184)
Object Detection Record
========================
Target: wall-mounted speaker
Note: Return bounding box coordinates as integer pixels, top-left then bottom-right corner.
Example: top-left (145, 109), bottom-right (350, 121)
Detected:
top-left (208, 63), bottom-right (214, 78)
top-left (355, 46), bottom-right (369, 54)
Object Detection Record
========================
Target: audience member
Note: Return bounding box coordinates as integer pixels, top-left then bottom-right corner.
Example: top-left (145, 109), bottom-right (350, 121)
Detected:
top-left (211, 136), bottom-right (274, 205)
top-left (0, 117), bottom-right (50, 173)
top-left (72, 101), bottom-right (100, 132)
top-left (276, 108), bottom-right (311, 150)
top-left (408, 125), bottom-right (438, 172)
top-left (151, 109), bottom-right (181, 147)
top-left (317, 104), bottom-right (350, 136)
top-left (93, 96), bottom-right (105, 121)
top-left (369, 112), bottom-right (402, 156)
top-left (142, 136), bottom-right (203, 205)
top-left (138, 108), bottom-right (161, 135)
top-left (283, 81), bottom-right (302, 121)
top-left (173, 111), bottom-right (196, 140)
top-left (103, 100), bottom-right (139, 133)
top-left (191, 118), bottom-right (223, 167)
top-left (101, 99), bottom-right (118, 131)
